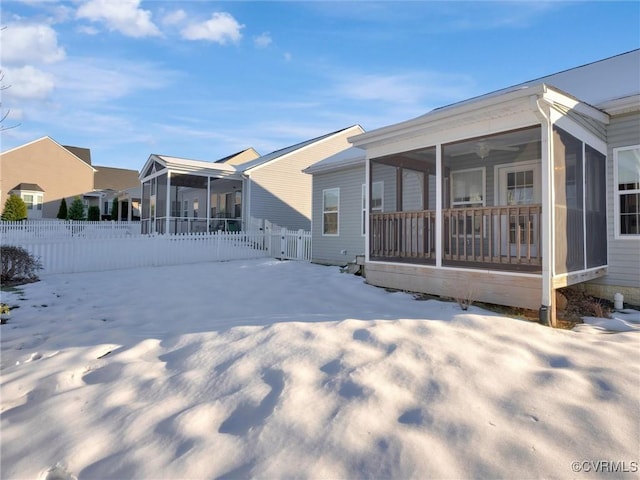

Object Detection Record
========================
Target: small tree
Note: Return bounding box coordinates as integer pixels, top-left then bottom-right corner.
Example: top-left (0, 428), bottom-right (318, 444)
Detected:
top-left (1, 194), bottom-right (27, 221)
top-left (110, 198), bottom-right (119, 221)
top-left (67, 197), bottom-right (86, 220)
top-left (57, 198), bottom-right (68, 220)
top-left (87, 205), bottom-right (100, 221)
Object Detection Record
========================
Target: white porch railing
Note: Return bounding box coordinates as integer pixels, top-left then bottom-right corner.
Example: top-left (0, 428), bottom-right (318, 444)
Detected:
top-left (1, 228), bottom-right (311, 276)
top-left (1, 220), bottom-right (141, 240)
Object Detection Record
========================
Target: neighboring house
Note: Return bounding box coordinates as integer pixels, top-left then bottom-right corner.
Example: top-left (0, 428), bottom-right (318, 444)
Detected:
top-left (303, 147), bottom-right (367, 265)
top-left (91, 165), bottom-right (142, 220)
top-left (214, 147), bottom-right (261, 166)
top-left (0, 136), bottom-right (141, 220)
top-left (1, 137), bottom-right (95, 219)
top-left (138, 126), bottom-right (364, 234)
top-left (326, 49), bottom-right (639, 325)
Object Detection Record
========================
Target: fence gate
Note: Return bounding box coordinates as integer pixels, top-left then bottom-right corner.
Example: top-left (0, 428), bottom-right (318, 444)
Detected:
top-left (271, 228), bottom-right (312, 261)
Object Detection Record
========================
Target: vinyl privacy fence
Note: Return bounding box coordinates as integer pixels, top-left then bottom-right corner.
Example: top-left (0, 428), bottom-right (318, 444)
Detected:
top-left (1, 220), bottom-right (141, 240)
top-left (2, 229), bottom-right (312, 276)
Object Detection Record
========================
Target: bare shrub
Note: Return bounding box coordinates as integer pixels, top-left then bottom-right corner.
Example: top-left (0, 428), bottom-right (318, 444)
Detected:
top-left (558, 287), bottom-right (612, 321)
top-left (446, 282), bottom-right (476, 311)
top-left (1, 245), bottom-right (42, 284)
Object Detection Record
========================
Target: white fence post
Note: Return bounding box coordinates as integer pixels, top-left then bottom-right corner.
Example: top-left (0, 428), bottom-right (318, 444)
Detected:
top-left (280, 228), bottom-right (287, 260)
top-left (297, 229), bottom-right (304, 260)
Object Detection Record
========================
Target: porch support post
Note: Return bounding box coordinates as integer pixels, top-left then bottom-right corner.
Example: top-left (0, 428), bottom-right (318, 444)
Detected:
top-left (365, 156), bottom-right (371, 263)
top-left (396, 167), bottom-right (403, 211)
top-left (207, 176), bottom-right (211, 233)
top-left (166, 171), bottom-right (171, 234)
top-left (534, 95), bottom-right (557, 327)
top-left (243, 175), bottom-right (251, 231)
top-left (435, 144), bottom-right (442, 267)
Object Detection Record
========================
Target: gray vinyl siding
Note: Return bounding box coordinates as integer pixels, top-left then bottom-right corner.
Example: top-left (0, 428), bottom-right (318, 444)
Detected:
top-left (590, 111), bottom-right (640, 290)
top-left (248, 129), bottom-right (358, 231)
top-left (311, 165), bottom-right (366, 265)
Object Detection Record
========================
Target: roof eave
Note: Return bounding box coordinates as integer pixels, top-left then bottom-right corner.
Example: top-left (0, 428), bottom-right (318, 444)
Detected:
top-left (303, 155), bottom-right (365, 175)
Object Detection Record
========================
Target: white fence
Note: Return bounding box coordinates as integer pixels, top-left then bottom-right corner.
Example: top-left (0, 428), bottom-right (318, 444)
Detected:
top-left (2, 228), bottom-right (312, 276)
top-left (1, 220), bottom-right (141, 240)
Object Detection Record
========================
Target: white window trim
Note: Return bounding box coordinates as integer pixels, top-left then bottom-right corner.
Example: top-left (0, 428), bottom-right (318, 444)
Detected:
top-left (362, 181), bottom-right (384, 236)
top-left (450, 167), bottom-right (486, 207)
top-left (14, 190), bottom-right (44, 211)
top-left (613, 145), bottom-right (640, 239)
top-left (493, 160), bottom-right (542, 206)
top-left (322, 187), bottom-right (339, 236)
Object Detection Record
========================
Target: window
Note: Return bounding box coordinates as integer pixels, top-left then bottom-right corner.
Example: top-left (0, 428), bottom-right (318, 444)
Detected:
top-left (193, 199), bottom-right (199, 218)
top-left (29, 194), bottom-right (43, 211)
top-left (234, 191), bottom-right (242, 218)
top-left (615, 145), bottom-right (640, 236)
top-left (183, 200), bottom-right (189, 218)
top-left (506, 170), bottom-right (534, 205)
top-left (451, 168), bottom-right (485, 207)
top-left (450, 168), bottom-right (484, 236)
top-left (23, 194), bottom-right (34, 210)
top-left (323, 188), bottom-right (339, 235)
top-left (362, 182), bottom-right (383, 235)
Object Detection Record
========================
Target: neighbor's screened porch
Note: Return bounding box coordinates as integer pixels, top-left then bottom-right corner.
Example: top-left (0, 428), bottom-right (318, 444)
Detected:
top-left (368, 125), bottom-right (607, 274)
top-left (141, 166), bottom-right (243, 234)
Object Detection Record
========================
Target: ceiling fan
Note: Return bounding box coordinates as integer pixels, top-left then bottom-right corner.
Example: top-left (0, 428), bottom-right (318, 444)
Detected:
top-left (452, 140), bottom-right (519, 159)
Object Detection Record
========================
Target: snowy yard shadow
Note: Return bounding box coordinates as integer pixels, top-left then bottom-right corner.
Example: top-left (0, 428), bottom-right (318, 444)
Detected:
top-left (218, 368), bottom-right (284, 436)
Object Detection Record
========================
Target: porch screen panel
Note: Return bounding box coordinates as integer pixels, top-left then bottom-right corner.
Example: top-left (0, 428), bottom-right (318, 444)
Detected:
top-left (553, 126), bottom-right (584, 274)
top-left (402, 169), bottom-right (424, 211)
top-left (585, 145), bottom-right (607, 268)
top-left (371, 162), bottom-right (397, 212)
top-left (142, 181), bottom-right (150, 219)
top-left (156, 173), bottom-right (167, 215)
top-left (141, 181), bottom-right (151, 234)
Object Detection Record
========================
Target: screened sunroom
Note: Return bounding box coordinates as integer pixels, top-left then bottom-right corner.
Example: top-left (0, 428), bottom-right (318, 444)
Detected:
top-left (352, 84), bottom-right (609, 322)
top-left (139, 155), bottom-right (244, 235)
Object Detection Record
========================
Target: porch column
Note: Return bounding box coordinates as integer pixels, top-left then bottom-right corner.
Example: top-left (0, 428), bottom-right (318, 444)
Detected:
top-left (207, 176), bottom-right (211, 233)
top-left (365, 156), bottom-right (371, 263)
top-left (435, 144), bottom-right (442, 267)
top-left (166, 172), bottom-right (171, 234)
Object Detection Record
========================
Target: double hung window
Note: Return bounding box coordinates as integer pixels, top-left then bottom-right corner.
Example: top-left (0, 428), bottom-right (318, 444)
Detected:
top-left (615, 146), bottom-right (640, 236)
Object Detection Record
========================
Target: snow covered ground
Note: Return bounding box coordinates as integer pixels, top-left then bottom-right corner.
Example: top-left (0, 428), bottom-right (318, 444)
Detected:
top-left (1, 259), bottom-right (638, 479)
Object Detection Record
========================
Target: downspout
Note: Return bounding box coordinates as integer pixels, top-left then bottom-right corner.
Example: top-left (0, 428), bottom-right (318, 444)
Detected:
top-left (532, 94), bottom-right (557, 327)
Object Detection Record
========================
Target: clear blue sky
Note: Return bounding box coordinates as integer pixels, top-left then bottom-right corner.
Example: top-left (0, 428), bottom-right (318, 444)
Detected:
top-left (1, 1), bottom-right (639, 171)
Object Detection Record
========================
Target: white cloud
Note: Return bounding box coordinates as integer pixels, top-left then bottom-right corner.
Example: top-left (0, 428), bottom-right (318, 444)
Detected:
top-left (181, 12), bottom-right (243, 44)
top-left (77, 25), bottom-right (99, 35)
top-left (0, 23), bottom-right (66, 65)
top-left (49, 57), bottom-right (176, 103)
top-left (2, 66), bottom-right (55, 100)
top-left (284, 52), bottom-right (292, 62)
top-left (254, 32), bottom-right (272, 49)
top-left (332, 71), bottom-right (476, 105)
top-left (76, 0), bottom-right (161, 38)
top-left (162, 9), bottom-right (186, 26)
